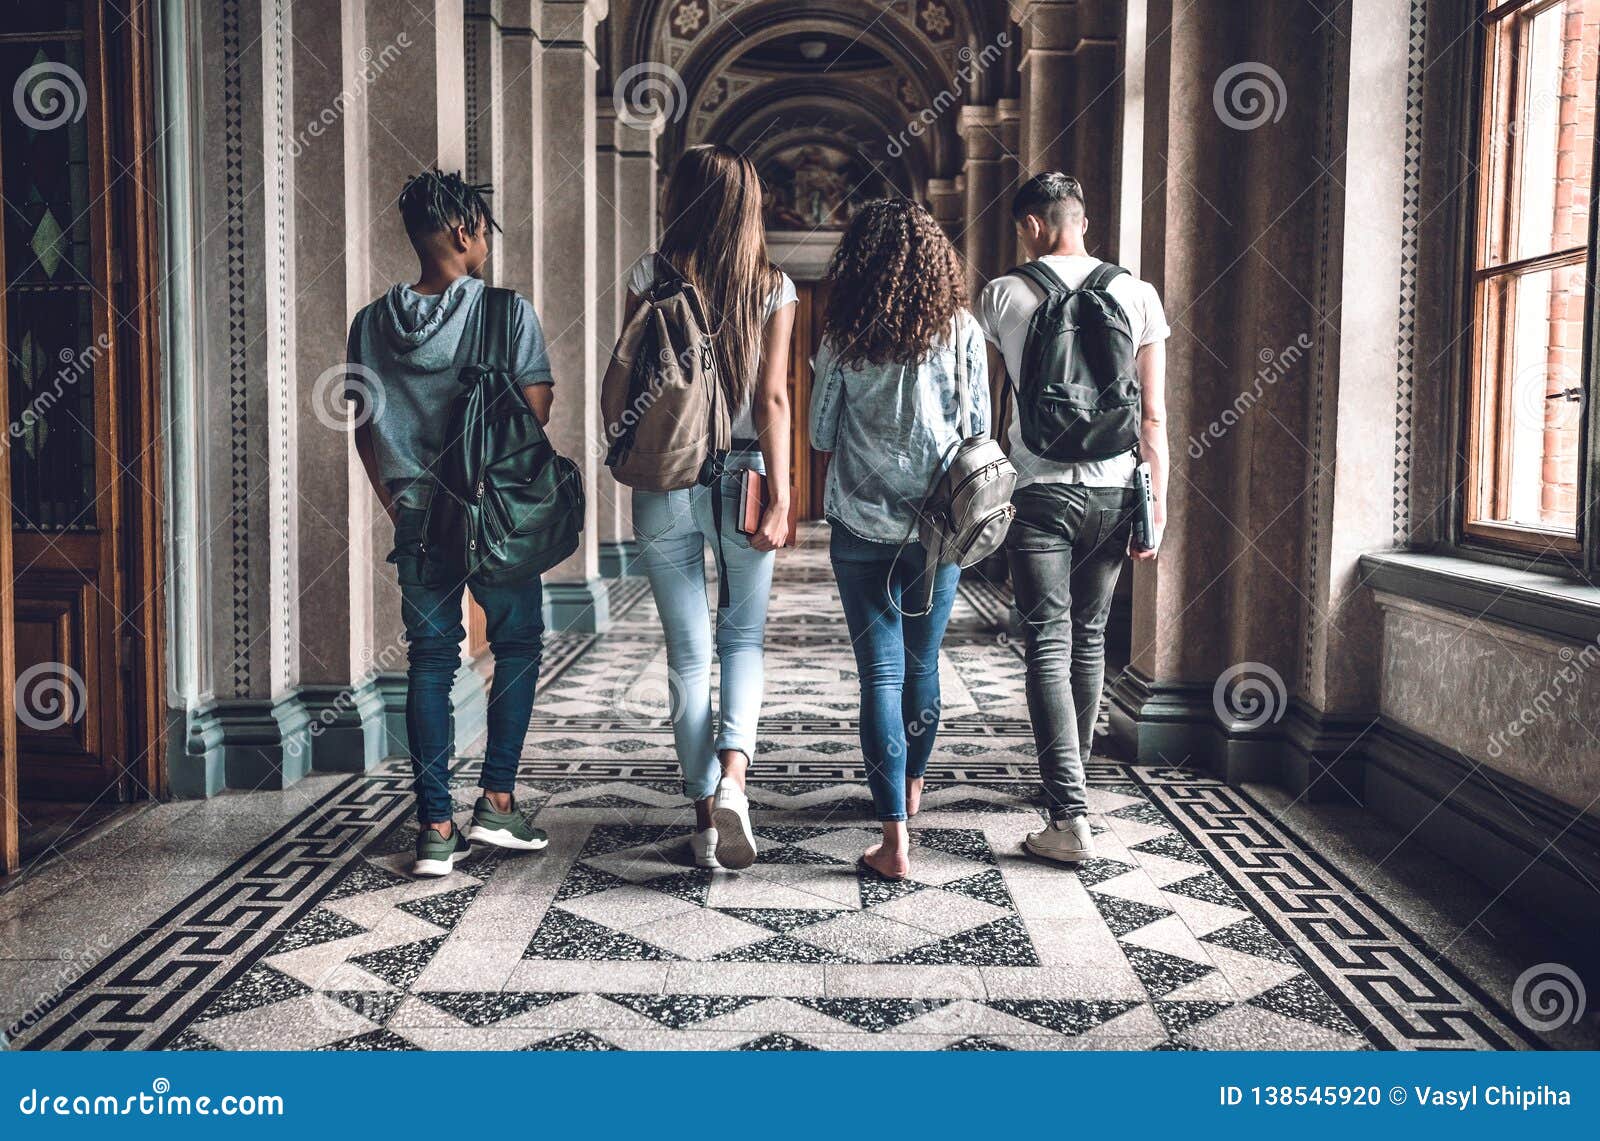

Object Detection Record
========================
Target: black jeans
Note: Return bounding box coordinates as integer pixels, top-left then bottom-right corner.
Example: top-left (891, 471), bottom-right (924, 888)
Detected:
top-left (1005, 483), bottom-right (1137, 820)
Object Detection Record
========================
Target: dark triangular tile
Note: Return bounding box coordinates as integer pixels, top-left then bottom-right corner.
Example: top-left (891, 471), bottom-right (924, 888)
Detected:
top-left (398, 885), bottom-right (480, 930)
top-left (1121, 944), bottom-right (1215, 997)
top-left (271, 907), bottom-right (367, 954)
top-left (1250, 973), bottom-right (1359, 1034)
top-left (554, 862), bottom-right (634, 902)
top-left (645, 870), bottom-right (713, 906)
top-left (913, 828), bottom-right (996, 864)
top-left (1089, 892), bottom-right (1171, 937)
top-left (754, 825), bottom-right (836, 845)
top-left (738, 1031), bottom-right (819, 1051)
top-left (941, 868), bottom-right (1015, 910)
top-left (987, 998), bottom-right (1142, 1035)
top-left (326, 860), bottom-right (410, 901)
top-left (1129, 833), bottom-right (1206, 863)
top-left (417, 990), bottom-right (572, 1027)
top-left (1073, 856), bottom-right (1138, 888)
top-left (315, 1028), bottom-right (419, 1051)
top-left (1109, 802), bottom-right (1170, 827)
top-left (580, 823), bottom-right (682, 860)
top-left (759, 844), bottom-right (847, 866)
top-left (1163, 872), bottom-right (1239, 908)
top-left (858, 868), bottom-right (924, 908)
top-left (524, 907), bottom-right (677, 961)
top-left (1201, 916), bottom-right (1297, 964)
top-left (713, 933), bottom-right (851, 964)
top-left (602, 993), bottom-right (761, 1028)
top-left (523, 1029), bottom-right (620, 1051)
top-left (887, 916), bottom-right (1039, 967)
top-left (795, 997), bottom-right (948, 1032)
top-left (1151, 999), bottom-right (1231, 1037)
top-left (194, 964), bottom-right (309, 1022)
top-left (714, 908), bottom-right (838, 934)
top-left (348, 934), bottom-right (448, 990)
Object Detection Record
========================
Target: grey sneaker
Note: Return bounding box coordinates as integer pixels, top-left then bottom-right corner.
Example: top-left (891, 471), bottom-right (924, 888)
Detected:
top-left (1024, 816), bottom-right (1096, 864)
top-left (466, 795), bottom-right (548, 851)
top-left (413, 825), bottom-right (470, 877)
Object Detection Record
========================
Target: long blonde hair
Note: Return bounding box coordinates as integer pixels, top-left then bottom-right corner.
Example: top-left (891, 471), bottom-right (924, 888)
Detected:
top-left (657, 145), bottom-right (776, 413)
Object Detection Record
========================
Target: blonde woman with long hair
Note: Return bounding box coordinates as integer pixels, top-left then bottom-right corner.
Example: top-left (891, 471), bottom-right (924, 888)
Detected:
top-left (619, 144), bottom-right (795, 870)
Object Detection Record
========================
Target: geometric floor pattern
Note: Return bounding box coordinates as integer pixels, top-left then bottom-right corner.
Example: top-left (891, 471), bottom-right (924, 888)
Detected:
top-left (1, 527), bottom-right (1581, 1051)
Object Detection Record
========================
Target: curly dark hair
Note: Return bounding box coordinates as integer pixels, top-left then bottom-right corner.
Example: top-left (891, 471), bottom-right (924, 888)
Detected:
top-left (822, 198), bottom-right (969, 368)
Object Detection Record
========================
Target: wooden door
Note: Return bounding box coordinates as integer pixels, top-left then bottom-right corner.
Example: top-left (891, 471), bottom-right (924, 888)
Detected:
top-left (0, 2), bottom-right (155, 808)
top-left (787, 281), bottom-right (830, 522)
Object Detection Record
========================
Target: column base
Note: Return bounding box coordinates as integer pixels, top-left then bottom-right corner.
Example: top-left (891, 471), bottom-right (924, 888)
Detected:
top-left (1106, 667), bottom-right (1363, 803)
top-left (300, 680), bottom-right (388, 774)
top-left (544, 578), bottom-right (611, 633)
top-left (175, 695), bottom-right (313, 795)
top-left (598, 540), bottom-right (642, 578)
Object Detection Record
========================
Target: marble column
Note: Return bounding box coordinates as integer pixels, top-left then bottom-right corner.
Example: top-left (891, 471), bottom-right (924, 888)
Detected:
top-left (495, 2), bottom-right (544, 306)
top-left (1011, 0), bottom-right (1125, 261)
top-left (996, 97), bottom-right (1023, 268)
top-left (958, 105), bottom-right (1009, 296)
top-left (594, 102), bottom-right (662, 577)
top-left (536, 0), bottom-right (610, 631)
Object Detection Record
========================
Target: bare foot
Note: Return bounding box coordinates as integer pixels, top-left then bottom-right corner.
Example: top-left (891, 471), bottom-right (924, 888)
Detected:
top-left (906, 777), bottom-right (924, 817)
top-left (861, 841), bottom-right (910, 880)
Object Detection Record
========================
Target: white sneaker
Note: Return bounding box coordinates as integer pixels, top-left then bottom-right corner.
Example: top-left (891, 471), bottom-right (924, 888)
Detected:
top-left (690, 828), bottom-right (721, 869)
top-left (710, 777), bottom-right (757, 869)
top-left (1024, 816), bottom-right (1096, 864)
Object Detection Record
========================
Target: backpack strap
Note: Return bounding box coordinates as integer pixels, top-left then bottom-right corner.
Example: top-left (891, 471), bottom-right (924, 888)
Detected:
top-left (1009, 260), bottom-right (1069, 296)
top-left (480, 286), bottom-right (516, 373)
top-left (1081, 262), bottom-right (1128, 293)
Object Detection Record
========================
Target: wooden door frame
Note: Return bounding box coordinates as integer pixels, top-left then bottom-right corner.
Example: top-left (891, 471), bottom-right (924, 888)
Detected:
top-left (0, 0), bottom-right (166, 873)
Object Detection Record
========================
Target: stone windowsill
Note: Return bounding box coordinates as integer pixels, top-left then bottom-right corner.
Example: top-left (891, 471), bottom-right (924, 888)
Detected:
top-left (1360, 550), bottom-right (1600, 646)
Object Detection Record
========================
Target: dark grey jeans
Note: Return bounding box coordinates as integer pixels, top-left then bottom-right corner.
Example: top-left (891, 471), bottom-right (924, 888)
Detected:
top-left (1006, 482), bottom-right (1138, 820)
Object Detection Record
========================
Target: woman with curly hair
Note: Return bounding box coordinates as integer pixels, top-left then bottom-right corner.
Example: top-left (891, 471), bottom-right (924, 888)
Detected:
top-left (811, 197), bottom-right (989, 880)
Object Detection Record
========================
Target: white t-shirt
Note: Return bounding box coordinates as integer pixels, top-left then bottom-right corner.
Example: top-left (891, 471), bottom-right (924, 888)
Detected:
top-left (977, 255), bottom-right (1170, 488)
top-left (625, 252), bottom-right (798, 440)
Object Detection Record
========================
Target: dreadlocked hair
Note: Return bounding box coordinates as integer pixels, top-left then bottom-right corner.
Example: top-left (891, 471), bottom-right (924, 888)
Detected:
top-left (822, 198), bottom-right (968, 369)
top-left (397, 169), bottom-right (502, 239)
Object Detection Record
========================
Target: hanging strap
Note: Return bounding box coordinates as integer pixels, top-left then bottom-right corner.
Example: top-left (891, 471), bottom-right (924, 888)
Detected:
top-left (1080, 262), bottom-right (1128, 293)
top-left (1010, 260), bottom-right (1070, 296)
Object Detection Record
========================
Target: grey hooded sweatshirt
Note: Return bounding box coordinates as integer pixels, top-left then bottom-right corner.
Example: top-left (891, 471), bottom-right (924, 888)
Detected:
top-left (345, 274), bottom-right (553, 507)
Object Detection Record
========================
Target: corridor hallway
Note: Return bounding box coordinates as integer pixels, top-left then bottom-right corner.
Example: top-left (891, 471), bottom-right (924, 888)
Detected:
top-left (3, 527), bottom-right (1590, 1052)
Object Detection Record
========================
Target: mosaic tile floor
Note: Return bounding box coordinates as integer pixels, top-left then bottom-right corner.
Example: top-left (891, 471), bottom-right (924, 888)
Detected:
top-left (3, 527), bottom-right (1592, 1051)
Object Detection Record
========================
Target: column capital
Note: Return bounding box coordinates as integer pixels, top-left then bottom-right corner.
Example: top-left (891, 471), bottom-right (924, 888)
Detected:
top-left (1009, 0), bottom-right (1121, 47)
top-left (540, 0), bottom-right (608, 40)
top-left (958, 105), bottom-right (1005, 162)
top-left (996, 97), bottom-right (1021, 154)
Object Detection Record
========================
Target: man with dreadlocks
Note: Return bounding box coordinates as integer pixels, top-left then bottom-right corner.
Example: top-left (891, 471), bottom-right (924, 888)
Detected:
top-left (346, 169), bottom-right (557, 877)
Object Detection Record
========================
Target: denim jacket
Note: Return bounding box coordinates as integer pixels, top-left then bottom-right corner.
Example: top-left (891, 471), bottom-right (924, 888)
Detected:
top-left (810, 312), bottom-right (990, 544)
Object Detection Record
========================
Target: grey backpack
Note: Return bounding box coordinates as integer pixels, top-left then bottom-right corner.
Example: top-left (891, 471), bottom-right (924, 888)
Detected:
top-left (894, 315), bottom-right (1017, 616)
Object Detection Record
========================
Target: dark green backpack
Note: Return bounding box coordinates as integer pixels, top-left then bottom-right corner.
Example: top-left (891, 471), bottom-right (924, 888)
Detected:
top-left (425, 287), bottom-right (583, 587)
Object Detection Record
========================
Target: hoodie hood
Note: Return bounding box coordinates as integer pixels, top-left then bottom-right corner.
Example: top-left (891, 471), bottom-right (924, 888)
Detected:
top-left (372, 274), bottom-right (484, 372)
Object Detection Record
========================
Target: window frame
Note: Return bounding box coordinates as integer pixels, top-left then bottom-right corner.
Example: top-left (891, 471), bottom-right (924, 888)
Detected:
top-left (1457, 0), bottom-right (1599, 573)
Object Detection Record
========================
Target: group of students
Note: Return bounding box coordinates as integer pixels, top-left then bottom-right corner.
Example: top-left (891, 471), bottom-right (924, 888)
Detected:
top-left (347, 145), bottom-right (1170, 883)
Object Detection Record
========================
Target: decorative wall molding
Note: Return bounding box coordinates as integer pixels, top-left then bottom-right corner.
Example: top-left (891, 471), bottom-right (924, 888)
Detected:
top-left (1393, 0), bottom-right (1427, 545)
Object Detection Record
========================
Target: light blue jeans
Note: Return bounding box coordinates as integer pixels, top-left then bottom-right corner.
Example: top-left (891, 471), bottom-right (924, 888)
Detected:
top-left (632, 455), bottom-right (774, 801)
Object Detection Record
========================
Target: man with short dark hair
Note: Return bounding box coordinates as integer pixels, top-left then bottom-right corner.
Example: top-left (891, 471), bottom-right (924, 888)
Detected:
top-left (347, 170), bottom-right (556, 876)
top-left (977, 171), bottom-right (1171, 864)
